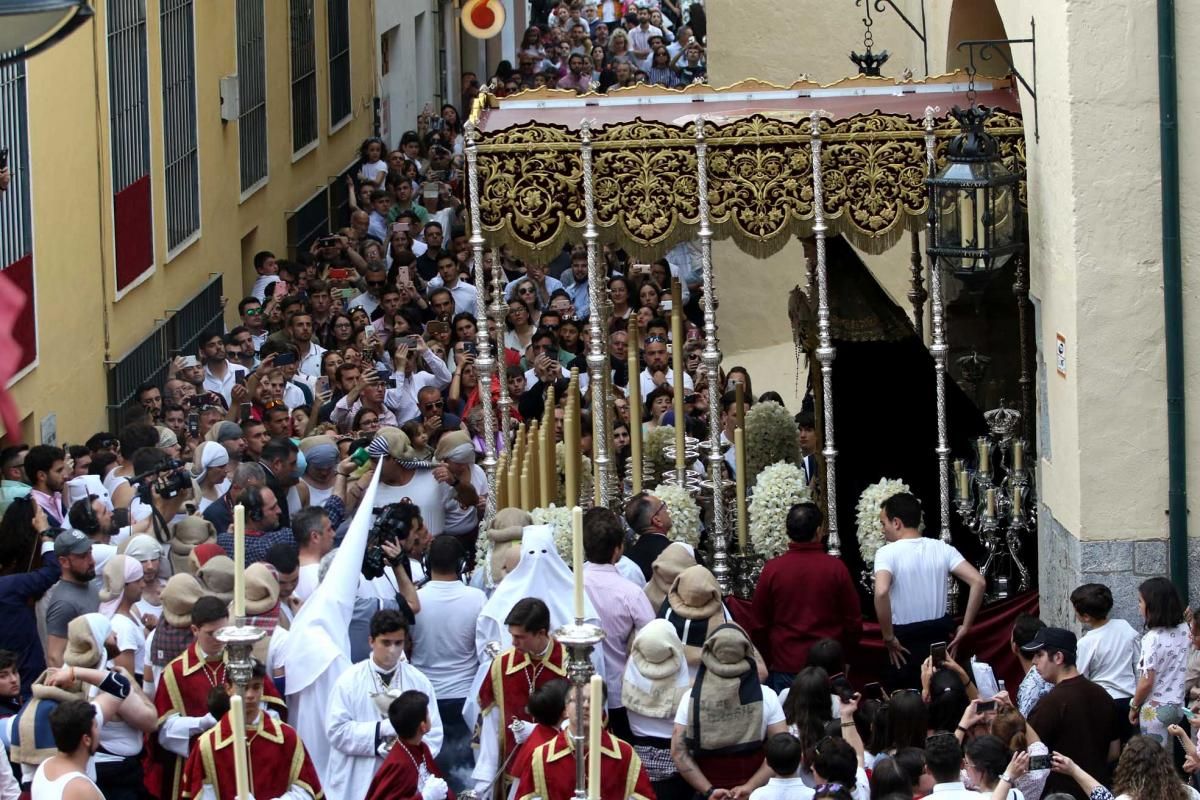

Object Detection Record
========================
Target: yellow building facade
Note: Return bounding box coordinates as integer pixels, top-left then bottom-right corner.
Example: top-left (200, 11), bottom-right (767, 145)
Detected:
top-left (1, 0), bottom-right (376, 443)
top-left (707, 0), bottom-right (1200, 620)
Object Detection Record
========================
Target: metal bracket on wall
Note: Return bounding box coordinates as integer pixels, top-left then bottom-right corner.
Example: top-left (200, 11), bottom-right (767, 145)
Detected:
top-left (957, 18), bottom-right (1039, 141)
top-left (854, 0), bottom-right (929, 77)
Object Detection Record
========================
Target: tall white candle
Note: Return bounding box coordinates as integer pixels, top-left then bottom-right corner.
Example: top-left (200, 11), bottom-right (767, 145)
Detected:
top-left (233, 505), bottom-right (246, 618)
top-left (572, 506), bottom-right (585, 622)
top-left (229, 695), bottom-right (251, 800)
top-left (587, 674), bottom-right (603, 800)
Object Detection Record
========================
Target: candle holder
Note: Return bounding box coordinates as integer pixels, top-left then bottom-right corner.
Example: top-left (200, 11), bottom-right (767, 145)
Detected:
top-left (215, 622), bottom-right (266, 691)
top-left (554, 621), bottom-right (606, 800)
top-left (729, 548), bottom-right (764, 600)
top-left (699, 474), bottom-right (736, 594)
top-left (953, 402), bottom-right (1036, 602)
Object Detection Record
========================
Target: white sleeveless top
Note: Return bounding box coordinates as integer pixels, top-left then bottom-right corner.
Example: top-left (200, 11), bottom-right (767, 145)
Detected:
top-left (32, 762), bottom-right (100, 800)
top-left (303, 480), bottom-right (335, 509)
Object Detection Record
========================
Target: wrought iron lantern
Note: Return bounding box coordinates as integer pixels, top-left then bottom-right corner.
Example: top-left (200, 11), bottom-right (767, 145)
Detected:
top-left (0, 0), bottom-right (93, 67)
top-left (926, 105), bottom-right (1022, 278)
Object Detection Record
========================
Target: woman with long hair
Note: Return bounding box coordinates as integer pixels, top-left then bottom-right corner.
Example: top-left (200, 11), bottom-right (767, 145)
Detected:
top-left (638, 281), bottom-right (662, 317)
top-left (607, 28), bottom-right (635, 65)
top-left (1048, 737), bottom-right (1191, 800)
top-left (504, 298), bottom-right (537, 354)
top-left (884, 690), bottom-right (929, 754)
top-left (782, 667), bottom-right (833, 753)
top-left (326, 313), bottom-right (356, 351)
top-left (964, 735), bottom-right (1020, 799)
top-left (1131, 576), bottom-right (1189, 742)
top-left (0, 498), bottom-right (56, 694)
top-left (609, 275), bottom-right (635, 320)
top-left (647, 46), bottom-right (681, 87)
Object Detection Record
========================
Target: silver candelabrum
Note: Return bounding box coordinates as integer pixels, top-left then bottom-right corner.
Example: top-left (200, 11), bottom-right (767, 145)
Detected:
top-left (554, 621), bottom-right (606, 799)
top-left (952, 404), bottom-right (1034, 601)
top-left (215, 621), bottom-right (266, 691)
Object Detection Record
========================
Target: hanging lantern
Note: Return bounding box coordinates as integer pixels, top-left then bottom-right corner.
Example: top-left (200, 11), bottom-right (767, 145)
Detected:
top-left (927, 105), bottom-right (1022, 278)
top-left (0, 0), bottom-right (93, 67)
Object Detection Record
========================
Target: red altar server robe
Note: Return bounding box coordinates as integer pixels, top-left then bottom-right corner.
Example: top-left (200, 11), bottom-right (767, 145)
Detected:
top-left (506, 723), bottom-right (561, 786)
top-left (478, 641), bottom-right (569, 770)
top-left (515, 730), bottom-right (655, 800)
top-left (180, 712), bottom-right (323, 800)
top-left (150, 643), bottom-right (287, 800)
top-left (365, 740), bottom-right (454, 800)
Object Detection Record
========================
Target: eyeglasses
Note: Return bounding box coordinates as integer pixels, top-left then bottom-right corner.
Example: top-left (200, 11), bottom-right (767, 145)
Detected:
top-left (334, 322), bottom-right (352, 328)
top-left (423, 400), bottom-right (445, 411)
top-left (367, 281), bottom-right (387, 288)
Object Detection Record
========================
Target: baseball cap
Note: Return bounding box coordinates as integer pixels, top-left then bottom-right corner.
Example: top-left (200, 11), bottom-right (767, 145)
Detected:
top-left (54, 529), bottom-right (93, 558)
top-left (1019, 626), bottom-right (1077, 657)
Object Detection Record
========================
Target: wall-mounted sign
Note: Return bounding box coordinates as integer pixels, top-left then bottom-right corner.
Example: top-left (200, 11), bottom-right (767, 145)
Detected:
top-left (462, 0), bottom-right (505, 39)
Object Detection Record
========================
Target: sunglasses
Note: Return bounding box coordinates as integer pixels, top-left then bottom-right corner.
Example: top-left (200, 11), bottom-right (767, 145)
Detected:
top-left (367, 281), bottom-right (387, 288)
top-left (518, 287), bottom-right (536, 294)
top-left (423, 400), bottom-right (445, 411)
top-left (244, 307), bottom-right (263, 316)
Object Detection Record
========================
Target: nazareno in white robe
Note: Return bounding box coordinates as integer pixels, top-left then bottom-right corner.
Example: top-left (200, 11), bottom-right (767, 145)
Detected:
top-left (323, 657), bottom-right (444, 800)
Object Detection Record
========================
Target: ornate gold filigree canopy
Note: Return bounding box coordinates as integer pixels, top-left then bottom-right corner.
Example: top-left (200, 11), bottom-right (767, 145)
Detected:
top-left (470, 75), bottom-right (1027, 262)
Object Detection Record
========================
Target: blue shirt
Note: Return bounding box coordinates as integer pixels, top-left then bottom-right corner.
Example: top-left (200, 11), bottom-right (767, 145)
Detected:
top-left (0, 551), bottom-right (61, 697)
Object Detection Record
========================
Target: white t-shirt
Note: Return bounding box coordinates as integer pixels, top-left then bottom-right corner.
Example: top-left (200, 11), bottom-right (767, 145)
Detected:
top-left (673, 683), bottom-right (786, 737)
top-left (374, 472), bottom-right (454, 535)
top-left (873, 537), bottom-right (965, 625)
top-left (294, 562), bottom-right (322, 602)
top-left (359, 159), bottom-right (389, 188)
top-left (109, 612), bottom-right (147, 676)
top-left (442, 464), bottom-right (486, 535)
top-left (1077, 617), bottom-right (1141, 699)
top-left (411, 580), bottom-right (488, 699)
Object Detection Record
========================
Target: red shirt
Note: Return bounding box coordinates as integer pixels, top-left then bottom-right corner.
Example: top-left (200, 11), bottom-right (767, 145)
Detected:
top-left (748, 541), bottom-right (863, 672)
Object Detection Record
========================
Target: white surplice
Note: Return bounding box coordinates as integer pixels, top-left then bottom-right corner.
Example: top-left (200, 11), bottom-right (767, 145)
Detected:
top-left (324, 657), bottom-right (443, 800)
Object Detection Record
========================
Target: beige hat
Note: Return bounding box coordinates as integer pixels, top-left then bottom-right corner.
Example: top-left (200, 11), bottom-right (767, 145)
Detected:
top-left (63, 614), bottom-right (111, 670)
top-left (645, 542), bottom-right (697, 610)
top-left (197, 555), bottom-right (235, 604)
top-left (485, 507), bottom-right (532, 584)
top-left (155, 426), bottom-right (179, 450)
top-left (434, 430), bottom-right (475, 464)
top-left (372, 426), bottom-right (419, 462)
top-left (169, 517), bottom-right (216, 576)
top-left (242, 563), bottom-right (280, 616)
top-left (623, 619), bottom-right (689, 719)
top-left (161, 573), bottom-right (206, 627)
top-left (668, 565), bottom-right (723, 620)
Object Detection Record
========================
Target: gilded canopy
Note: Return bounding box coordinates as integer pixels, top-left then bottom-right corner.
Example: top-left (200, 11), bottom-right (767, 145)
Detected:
top-left (468, 72), bottom-right (1027, 262)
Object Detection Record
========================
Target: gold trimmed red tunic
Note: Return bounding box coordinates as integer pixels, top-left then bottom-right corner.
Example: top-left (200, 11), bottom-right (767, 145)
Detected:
top-left (514, 730), bottom-right (655, 800)
top-left (180, 712), bottom-right (322, 800)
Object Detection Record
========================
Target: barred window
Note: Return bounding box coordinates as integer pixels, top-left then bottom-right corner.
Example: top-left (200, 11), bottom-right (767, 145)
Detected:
top-left (237, 0), bottom-right (267, 192)
top-left (327, 0), bottom-right (351, 128)
top-left (161, 0), bottom-right (199, 251)
top-left (108, 0), bottom-right (154, 291)
top-left (0, 56), bottom-right (37, 372)
top-left (290, 0), bottom-right (318, 151)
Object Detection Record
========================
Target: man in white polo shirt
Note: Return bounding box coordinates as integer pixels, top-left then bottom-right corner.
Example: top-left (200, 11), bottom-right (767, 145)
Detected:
top-left (873, 492), bottom-right (986, 689)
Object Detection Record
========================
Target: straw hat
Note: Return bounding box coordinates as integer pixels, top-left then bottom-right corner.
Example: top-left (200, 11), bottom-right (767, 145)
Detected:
top-left (197, 555), bottom-right (235, 604)
top-left (242, 563), bottom-right (280, 616)
top-left (161, 573), bottom-right (206, 628)
top-left (63, 614), bottom-right (111, 670)
top-left (667, 565), bottom-right (724, 621)
top-left (169, 517), bottom-right (216, 576)
top-left (645, 542), bottom-right (697, 609)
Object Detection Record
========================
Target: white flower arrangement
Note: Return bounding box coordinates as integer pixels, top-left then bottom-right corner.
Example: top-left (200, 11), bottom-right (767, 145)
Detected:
top-left (531, 504), bottom-right (575, 563)
top-left (854, 477), bottom-right (916, 563)
top-left (744, 402), bottom-right (801, 488)
top-left (748, 461), bottom-right (812, 559)
top-left (657, 483), bottom-right (702, 548)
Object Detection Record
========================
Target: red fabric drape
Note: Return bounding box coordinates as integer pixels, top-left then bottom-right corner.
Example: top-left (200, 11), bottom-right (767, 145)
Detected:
top-left (727, 591), bottom-right (1039, 690)
top-left (114, 175), bottom-right (153, 290)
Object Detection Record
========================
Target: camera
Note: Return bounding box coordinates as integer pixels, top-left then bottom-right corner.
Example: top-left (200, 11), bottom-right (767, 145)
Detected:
top-left (130, 458), bottom-right (191, 504)
top-left (362, 502), bottom-right (420, 579)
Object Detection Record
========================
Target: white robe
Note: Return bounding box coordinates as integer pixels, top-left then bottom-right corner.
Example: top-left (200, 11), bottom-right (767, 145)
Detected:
top-left (324, 658), bottom-right (443, 800)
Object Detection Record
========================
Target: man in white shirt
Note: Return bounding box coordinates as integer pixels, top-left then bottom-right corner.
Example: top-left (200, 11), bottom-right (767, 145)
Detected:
top-left (287, 310), bottom-right (327, 378)
top-left (383, 340), bottom-right (454, 424)
top-left (433, 432), bottom-right (487, 540)
top-left (425, 254), bottom-right (478, 317)
top-left (873, 492), bottom-right (985, 689)
top-left (199, 331), bottom-right (247, 407)
top-left (628, 6), bottom-right (664, 59)
top-left (639, 336), bottom-right (693, 402)
top-left (324, 609), bottom-right (443, 800)
top-left (411, 537), bottom-right (486, 785)
top-left (293, 506), bottom-right (335, 602)
top-left (347, 262), bottom-right (389, 317)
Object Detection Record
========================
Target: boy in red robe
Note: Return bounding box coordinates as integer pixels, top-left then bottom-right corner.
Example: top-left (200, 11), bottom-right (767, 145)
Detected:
top-left (505, 678), bottom-right (571, 787)
top-left (515, 685), bottom-right (655, 800)
top-left (151, 596), bottom-right (287, 800)
top-left (475, 598), bottom-right (570, 796)
top-left (181, 661), bottom-right (323, 800)
top-left (366, 690), bottom-right (453, 800)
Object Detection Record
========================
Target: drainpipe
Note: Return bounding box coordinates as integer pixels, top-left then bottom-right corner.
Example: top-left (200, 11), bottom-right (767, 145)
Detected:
top-left (1157, 0), bottom-right (1188, 599)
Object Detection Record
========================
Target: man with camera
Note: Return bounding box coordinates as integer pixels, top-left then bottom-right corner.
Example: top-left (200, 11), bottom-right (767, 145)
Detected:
top-left (367, 428), bottom-right (476, 542)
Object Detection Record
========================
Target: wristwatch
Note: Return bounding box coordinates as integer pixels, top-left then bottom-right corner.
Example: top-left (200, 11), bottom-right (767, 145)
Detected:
top-left (703, 788), bottom-right (717, 799)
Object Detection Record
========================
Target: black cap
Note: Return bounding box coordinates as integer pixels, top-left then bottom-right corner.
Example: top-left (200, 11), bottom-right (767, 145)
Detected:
top-left (1019, 626), bottom-right (1077, 657)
